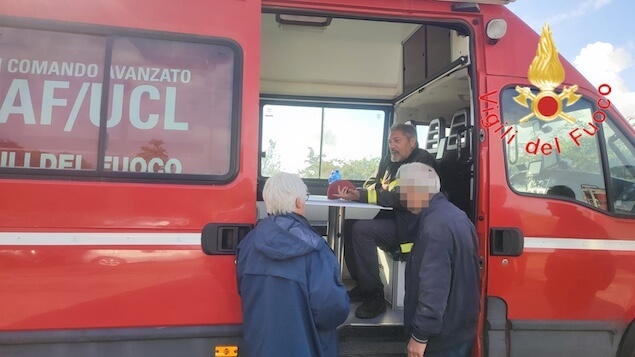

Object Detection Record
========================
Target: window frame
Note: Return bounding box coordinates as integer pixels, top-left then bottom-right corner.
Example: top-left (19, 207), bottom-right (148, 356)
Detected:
top-left (500, 84), bottom-right (635, 218)
top-left (0, 16), bottom-right (243, 184)
top-left (598, 111), bottom-right (635, 218)
top-left (257, 98), bottom-right (392, 189)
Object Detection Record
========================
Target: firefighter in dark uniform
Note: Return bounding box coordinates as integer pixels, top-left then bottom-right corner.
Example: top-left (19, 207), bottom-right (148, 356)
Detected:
top-left (333, 122), bottom-right (438, 318)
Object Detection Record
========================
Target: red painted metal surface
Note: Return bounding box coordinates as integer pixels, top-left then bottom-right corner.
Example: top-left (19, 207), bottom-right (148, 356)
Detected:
top-left (1, 1), bottom-right (634, 354)
top-left (1, 249), bottom-right (241, 330)
top-left (0, 0), bottom-right (261, 330)
top-left (484, 74), bottom-right (635, 324)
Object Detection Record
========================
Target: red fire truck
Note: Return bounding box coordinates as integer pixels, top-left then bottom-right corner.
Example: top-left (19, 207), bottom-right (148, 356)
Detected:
top-left (1, 0), bottom-right (634, 356)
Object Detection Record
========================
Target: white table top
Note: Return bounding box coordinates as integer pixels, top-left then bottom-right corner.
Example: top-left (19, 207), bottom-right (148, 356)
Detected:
top-left (306, 195), bottom-right (392, 210)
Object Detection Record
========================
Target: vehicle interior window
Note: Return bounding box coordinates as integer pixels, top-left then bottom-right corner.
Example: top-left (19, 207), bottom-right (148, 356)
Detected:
top-left (260, 104), bottom-right (386, 181)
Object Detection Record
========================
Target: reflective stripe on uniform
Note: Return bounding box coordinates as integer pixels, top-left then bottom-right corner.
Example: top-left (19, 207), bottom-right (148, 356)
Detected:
top-left (367, 189), bottom-right (378, 204)
top-left (389, 179), bottom-right (400, 191)
top-left (400, 242), bottom-right (413, 253)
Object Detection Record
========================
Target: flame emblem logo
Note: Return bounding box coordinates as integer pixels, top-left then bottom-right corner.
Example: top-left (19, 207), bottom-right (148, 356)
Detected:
top-left (514, 23), bottom-right (581, 124)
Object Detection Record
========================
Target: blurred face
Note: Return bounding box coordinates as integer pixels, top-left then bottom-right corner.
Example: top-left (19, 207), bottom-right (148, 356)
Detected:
top-left (399, 179), bottom-right (436, 213)
top-left (389, 130), bottom-right (416, 162)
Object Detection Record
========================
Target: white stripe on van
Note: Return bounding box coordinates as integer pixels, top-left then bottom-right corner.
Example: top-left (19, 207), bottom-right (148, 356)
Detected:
top-left (524, 237), bottom-right (635, 251)
top-left (0, 232), bottom-right (201, 245)
top-left (0, 233), bottom-right (633, 251)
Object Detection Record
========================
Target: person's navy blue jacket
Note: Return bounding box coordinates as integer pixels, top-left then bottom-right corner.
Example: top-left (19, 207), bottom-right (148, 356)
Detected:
top-left (404, 192), bottom-right (480, 352)
top-left (236, 213), bottom-right (350, 357)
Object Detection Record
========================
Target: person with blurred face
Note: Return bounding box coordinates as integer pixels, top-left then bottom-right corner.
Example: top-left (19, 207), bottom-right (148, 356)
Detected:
top-left (389, 127), bottom-right (417, 162)
top-left (397, 163), bottom-right (480, 357)
top-left (236, 172), bottom-right (350, 357)
top-left (333, 123), bottom-right (438, 319)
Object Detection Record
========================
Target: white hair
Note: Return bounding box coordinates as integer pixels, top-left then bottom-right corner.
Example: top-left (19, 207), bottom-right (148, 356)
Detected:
top-left (396, 162), bottom-right (441, 194)
top-left (263, 172), bottom-right (307, 215)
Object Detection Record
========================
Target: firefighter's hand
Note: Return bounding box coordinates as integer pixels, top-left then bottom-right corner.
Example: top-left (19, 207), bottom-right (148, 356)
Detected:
top-left (407, 337), bottom-right (427, 357)
top-left (333, 186), bottom-right (360, 201)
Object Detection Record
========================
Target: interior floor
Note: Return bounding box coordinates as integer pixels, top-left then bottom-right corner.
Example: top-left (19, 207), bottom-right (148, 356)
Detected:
top-left (341, 279), bottom-right (405, 327)
top-left (339, 279), bottom-right (408, 356)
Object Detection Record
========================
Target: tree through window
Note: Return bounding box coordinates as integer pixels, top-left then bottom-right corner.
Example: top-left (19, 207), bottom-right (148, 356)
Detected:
top-left (260, 104), bottom-right (386, 181)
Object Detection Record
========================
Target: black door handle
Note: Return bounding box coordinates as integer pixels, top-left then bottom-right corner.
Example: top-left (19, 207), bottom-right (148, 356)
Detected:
top-left (201, 223), bottom-right (253, 255)
top-left (490, 227), bottom-right (524, 256)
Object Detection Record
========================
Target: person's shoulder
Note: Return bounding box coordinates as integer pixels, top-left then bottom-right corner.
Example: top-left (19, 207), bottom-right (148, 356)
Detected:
top-left (240, 218), bottom-right (269, 239)
top-left (250, 216), bottom-right (279, 235)
top-left (422, 196), bottom-right (460, 224)
top-left (237, 216), bottom-right (281, 248)
top-left (426, 198), bottom-right (474, 233)
top-left (412, 148), bottom-right (436, 164)
top-left (236, 221), bottom-right (264, 253)
top-left (287, 215), bottom-right (324, 249)
top-left (435, 194), bottom-right (461, 211)
top-left (414, 147), bottom-right (434, 158)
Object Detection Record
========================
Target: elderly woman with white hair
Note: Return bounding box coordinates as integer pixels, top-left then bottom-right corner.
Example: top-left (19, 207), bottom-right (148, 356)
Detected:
top-left (396, 162), bottom-right (480, 357)
top-left (236, 172), bottom-right (350, 357)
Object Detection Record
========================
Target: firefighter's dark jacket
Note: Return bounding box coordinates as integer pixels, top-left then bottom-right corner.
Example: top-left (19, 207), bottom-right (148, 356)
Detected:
top-left (357, 147), bottom-right (437, 253)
